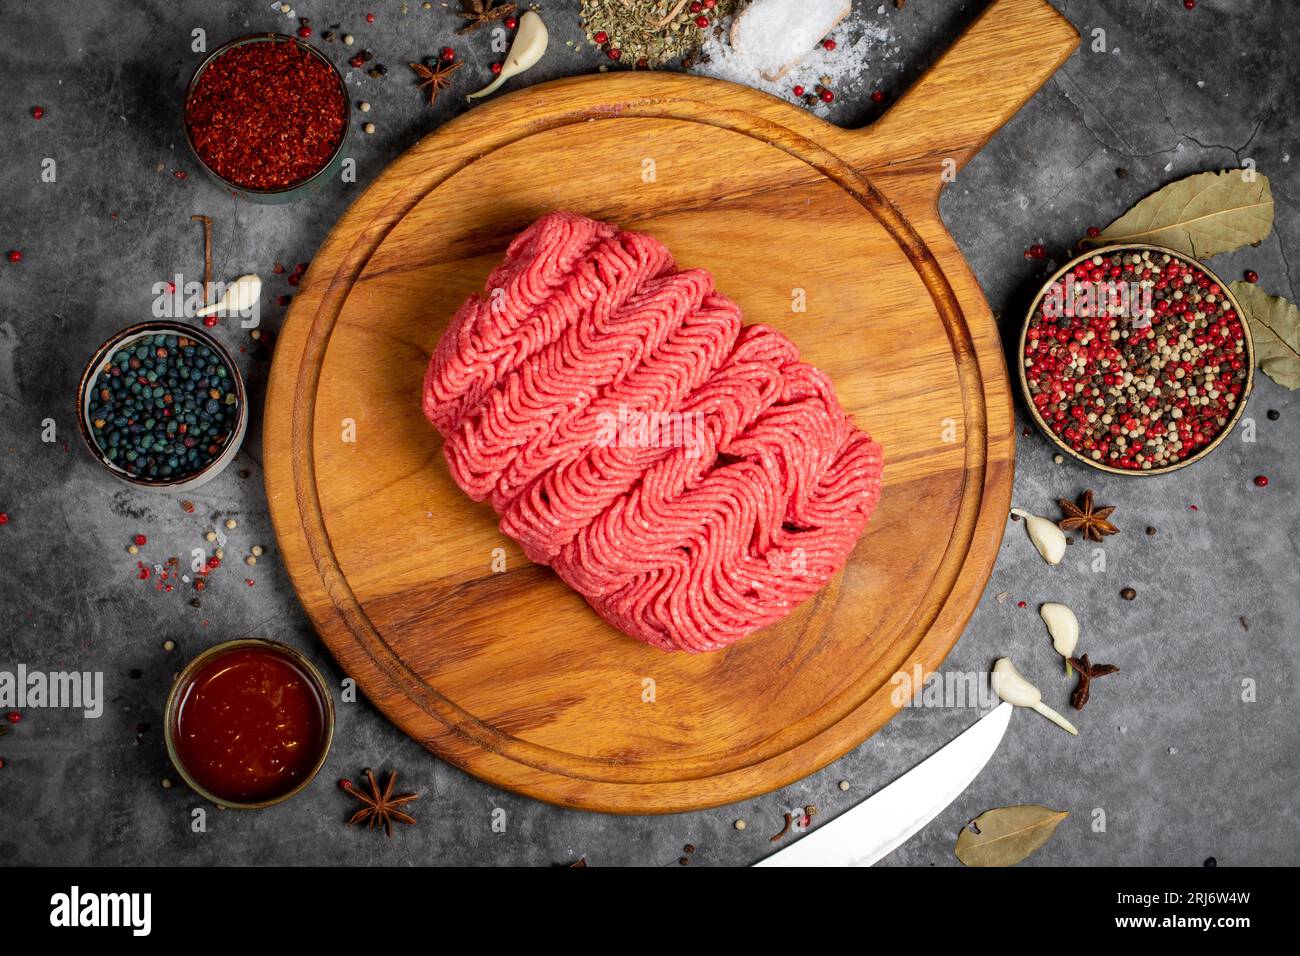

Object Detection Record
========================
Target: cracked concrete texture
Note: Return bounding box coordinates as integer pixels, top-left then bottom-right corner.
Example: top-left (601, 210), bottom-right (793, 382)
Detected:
top-left (1, 1), bottom-right (1297, 866)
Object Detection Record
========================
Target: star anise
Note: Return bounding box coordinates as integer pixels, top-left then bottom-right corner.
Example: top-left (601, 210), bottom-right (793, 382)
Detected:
top-left (408, 58), bottom-right (464, 106)
top-left (1069, 655), bottom-right (1120, 710)
top-left (456, 0), bottom-right (516, 35)
top-left (1057, 489), bottom-right (1118, 542)
top-left (343, 769), bottom-right (419, 836)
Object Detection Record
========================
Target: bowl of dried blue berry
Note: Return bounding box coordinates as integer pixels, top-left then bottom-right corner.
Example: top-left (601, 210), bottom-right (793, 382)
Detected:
top-left (77, 322), bottom-right (247, 490)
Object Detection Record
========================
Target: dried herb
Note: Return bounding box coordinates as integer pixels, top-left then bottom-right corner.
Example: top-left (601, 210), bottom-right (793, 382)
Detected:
top-left (409, 58), bottom-right (464, 106)
top-left (456, 0), bottom-right (516, 34)
top-left (343, 769), bottom-right (419, 836)
top-left (1069, 655), bottom-right (1119, 709)
top-left (1228, 281), bottom-right (1300, 390)
top-left (1057, 490), bottom-right (1118, 542)
top-left (955, 805), bottom-right (1069, 867)
top-left (580, 0), bottom-right (741, 68)
top-left (1083, 170), bottom-right (1274, 259)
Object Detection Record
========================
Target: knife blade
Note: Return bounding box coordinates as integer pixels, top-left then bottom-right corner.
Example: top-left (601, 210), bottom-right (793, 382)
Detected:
top-left (755, 701), bottom-right (1013, 867)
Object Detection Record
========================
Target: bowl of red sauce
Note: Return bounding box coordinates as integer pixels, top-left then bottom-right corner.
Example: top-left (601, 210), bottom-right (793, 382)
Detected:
top-left (1019, 244), bottom-right (1254, 475)
top-left (165, 639), bottom-right (334, 808)
top-left (183, 34), bottom-right (349, 203)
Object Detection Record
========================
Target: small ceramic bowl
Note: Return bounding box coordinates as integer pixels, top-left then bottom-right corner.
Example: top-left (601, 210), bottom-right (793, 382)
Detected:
top-left (183, 33), bottom-right (350, 203)
top-left (77, 321), bottom-right (247, 491)
top-left (1018, 243), bottom-right (1254, 476)
top-left (164, 639), bottom-right (335, 810)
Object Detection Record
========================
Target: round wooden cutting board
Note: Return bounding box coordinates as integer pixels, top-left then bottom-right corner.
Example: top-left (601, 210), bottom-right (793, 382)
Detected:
top-left (264, 0), bottom-right (1077, 813)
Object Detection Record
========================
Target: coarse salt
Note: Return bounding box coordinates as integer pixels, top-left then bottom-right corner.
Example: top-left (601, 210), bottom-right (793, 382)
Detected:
top-left (730, 0), bottom-right (851, 80)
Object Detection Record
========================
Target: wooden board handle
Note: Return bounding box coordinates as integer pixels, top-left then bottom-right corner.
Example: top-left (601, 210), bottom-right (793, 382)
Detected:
top-left (847, 0), bottom-right (1077, 194)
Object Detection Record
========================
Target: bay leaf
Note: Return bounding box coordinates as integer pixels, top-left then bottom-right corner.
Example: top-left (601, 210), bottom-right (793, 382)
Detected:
top-left (954, 805), bottom-right (1068, 867)
top-left (1084, 170), bottom-right (1273, 259)
top-left (1229, 281), bottom-right (1300, 390)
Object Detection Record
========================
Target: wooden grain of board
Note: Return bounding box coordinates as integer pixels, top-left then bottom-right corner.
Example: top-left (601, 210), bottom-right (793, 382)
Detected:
top-left (264, 0), bottom-right (1078, 813)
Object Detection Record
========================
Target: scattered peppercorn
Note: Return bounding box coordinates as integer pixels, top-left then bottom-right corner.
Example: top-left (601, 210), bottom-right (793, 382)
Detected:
top-left (1253, 474), bottom-right (1269, 487)
top-left (734, 818), bottom-right (746, 830)
top-left (607, 47), bottom-right (622, 60)
top-left (1184, 0), bottom-right (1196, 9)
top-left (6, 712), bottom-right (21, 724)
top-left (298, 25), bottom-right (312, 38)
top-left (838, 780), bottom-right (850, 791)
top-left (0, 512), bottom-right (8, 525)
top-left (870, 89), bottom-right (886, 104)
top-left (31, 106), bottom-right (44, 120)
top-left (1025, 243), bottom-right (1047, 260)
top-left (1146, 525), bottom-right (1157, 535)
top-left (1266, 408), bottom-right (1279, 420)
top-left (822, 38), bottom-right (836, 50)
top-left (1120, 587), bottom-right (1136, 601)
top-left (358, 100), bottom-right (371, 112)
top-left (505, 16), bottom-right (518, 29)
top-left (163, 640), bottom-right (176, 652)
top-left (684, 843), bottom-right (695, 853)
top-left (820, 88), bottom-right (834, 103)
top-left (363, 121), bottom-right (376, 135)
top-left (1244, 270), bottom-right (1259, 283)
top-left (6, 250), bottom-right (22, 263)
top-left (366, 12), bottom-right (376, 22)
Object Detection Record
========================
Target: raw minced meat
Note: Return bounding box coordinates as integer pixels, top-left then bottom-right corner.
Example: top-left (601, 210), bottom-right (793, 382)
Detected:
top-left (424, 211), bottom-right (883, 652)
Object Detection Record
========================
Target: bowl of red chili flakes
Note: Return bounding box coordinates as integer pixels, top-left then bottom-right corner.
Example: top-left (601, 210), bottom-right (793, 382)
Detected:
top-left (183, 34), bottom-right (349, 203)
top-left (1019, 244), bottom-right (1254, 475)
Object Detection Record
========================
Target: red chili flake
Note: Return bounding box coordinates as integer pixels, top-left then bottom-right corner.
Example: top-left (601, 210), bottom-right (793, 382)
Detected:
top-left (194, 578), bottom-right (207, 592)
top-left (366, 12), bottom-right (376, 22)
top-left (185, 40), bottom-right (346, 192)
top-left (440, 47), bottom-right (455, 62)
top-left (31, 106), bottom-right (44, 120)
top-left (5, 711), bottom-right (20, 724)
top-left (245, 578), bottom-right (256, 587)
top-left (173, 170), bottom-right (188, 180)
top-left (181, 500), bottom-right (195, 514)
top-left (491, 62), bottom-right (503, 75)
top-left (1190, 504), bottom-right (1199, 511)
top-left (273, 261), bottom-right (286, 274)
top-left (1016, 600), bottom-right (1027, 608)
top-left (138, 565), bottom-right (151, 580)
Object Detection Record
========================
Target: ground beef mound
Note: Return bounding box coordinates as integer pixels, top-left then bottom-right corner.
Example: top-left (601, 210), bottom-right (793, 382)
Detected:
top-left (424, 211), bottom-right (884, 652)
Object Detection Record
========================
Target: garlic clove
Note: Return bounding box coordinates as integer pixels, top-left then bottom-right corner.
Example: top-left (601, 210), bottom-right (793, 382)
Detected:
top-left (1040, 602), bottom-right (1080, 674)
top-left (195, 274), bottom-right (261, 317)
top-left (991, 657), bottom-right (1078, 736)
top-left (467, 11), bottom-right (548, 100)
top-left (1011, 508), bottom-right (1066, 565)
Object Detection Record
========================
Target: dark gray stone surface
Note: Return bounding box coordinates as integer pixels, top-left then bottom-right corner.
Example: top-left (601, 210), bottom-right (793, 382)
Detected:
top-left (0, 0), bottom-right (1295, 867)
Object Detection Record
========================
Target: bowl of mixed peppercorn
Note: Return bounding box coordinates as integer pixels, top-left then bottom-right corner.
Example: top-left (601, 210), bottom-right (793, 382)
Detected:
top-left (183, 33), bottom-right (349, 202)
top-left (77, 322), bottom-right (247, 490)
top-left (1020, 244), bottom-right (1254, 475)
